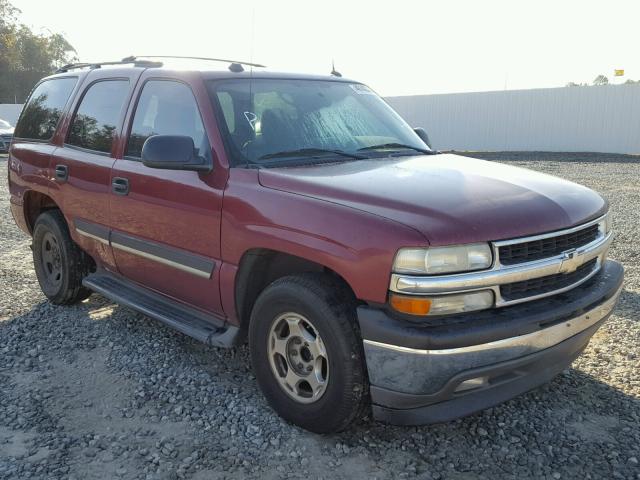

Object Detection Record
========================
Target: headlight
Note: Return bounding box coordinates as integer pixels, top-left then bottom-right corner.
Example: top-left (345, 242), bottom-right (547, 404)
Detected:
top-left (393, 243), bottom-right (493, 275)
top-left (598, 214), bottom-right (612, 236)
top-left (390, 290), bottom-right (494, 316)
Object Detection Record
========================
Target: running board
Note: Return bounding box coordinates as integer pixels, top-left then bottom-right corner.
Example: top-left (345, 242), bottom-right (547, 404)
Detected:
top-left (83, 272), bottom-right (240, 348)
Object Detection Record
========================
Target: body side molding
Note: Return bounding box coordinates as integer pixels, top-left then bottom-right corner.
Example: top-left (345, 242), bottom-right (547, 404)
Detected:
top-left (74, 219), bottom-right (215, 278)
top-left (75, 218), bottom-right (110, 245)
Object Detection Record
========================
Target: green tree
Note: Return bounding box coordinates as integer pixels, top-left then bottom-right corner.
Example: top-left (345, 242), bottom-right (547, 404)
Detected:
top-left (592, 75), bottom-right (609, 86)
top-left (0, 0), bottom-right (77, 103)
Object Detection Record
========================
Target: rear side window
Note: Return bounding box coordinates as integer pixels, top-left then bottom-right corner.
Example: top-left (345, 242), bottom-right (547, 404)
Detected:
top-left (126, 80), bottom-right (209, 161)
top-left (14, 77), bottom-right (77, 141)
top-left (67, 80), bottom-right (130, 153)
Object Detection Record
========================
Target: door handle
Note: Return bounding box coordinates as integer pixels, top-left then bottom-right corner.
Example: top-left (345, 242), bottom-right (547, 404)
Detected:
top-left (112, 177), bottom-right (130, 195)
top-left (55, 164), bottom-right (68, 182)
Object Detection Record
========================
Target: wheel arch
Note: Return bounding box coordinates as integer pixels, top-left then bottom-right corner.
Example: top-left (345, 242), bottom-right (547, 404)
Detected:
top-left (234, 248), bottom-right (358, 337)
top-left (23, 190), bottom-right (61, 234)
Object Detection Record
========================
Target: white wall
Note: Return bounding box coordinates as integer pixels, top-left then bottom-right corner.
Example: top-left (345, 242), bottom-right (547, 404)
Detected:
top-left (386, 85), bottom-right (640, 155)
top-left (0, 104), bottom-right (24, 126)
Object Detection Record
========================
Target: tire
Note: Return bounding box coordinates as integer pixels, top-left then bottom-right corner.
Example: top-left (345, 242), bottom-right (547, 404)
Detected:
top-left (32, 210), bottom-right (93, 305)
top-left (249, 273), bottom-right (369, 433)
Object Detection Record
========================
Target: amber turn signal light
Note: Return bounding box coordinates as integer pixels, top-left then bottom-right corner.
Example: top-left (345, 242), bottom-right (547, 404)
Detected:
top-left (389, 294), bottom-right (432, 316)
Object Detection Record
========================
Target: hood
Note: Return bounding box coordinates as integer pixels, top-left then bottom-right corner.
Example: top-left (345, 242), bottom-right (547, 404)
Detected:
top-left (258, 154), bottom-right (607, 246)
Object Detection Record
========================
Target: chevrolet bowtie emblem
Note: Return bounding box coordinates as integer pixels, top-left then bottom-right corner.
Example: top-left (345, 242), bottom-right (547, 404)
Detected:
top-left (559, 248), bottom-right (583, 274)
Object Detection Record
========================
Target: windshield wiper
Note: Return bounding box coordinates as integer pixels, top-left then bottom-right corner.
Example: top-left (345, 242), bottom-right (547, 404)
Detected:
top-left (357, 143), bottom-right (433, 155)
top-left (259, 148), bottom-right (367, 161)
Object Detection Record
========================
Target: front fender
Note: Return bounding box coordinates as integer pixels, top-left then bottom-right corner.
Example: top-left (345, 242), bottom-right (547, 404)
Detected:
top-left (221, 169), bottom-right (428, 304)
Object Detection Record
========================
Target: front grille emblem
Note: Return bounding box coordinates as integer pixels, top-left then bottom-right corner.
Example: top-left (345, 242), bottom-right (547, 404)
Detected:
top-left (559, 248), bottom-right (583, 274)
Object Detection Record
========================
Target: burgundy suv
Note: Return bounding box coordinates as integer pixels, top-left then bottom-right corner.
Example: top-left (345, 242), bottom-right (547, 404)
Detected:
top-left (7, 57), bottom-right (623, 433)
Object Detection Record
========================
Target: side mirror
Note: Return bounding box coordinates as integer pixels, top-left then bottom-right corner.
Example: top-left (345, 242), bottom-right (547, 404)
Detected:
top-left (413, 127), bottom-right (432, 149)
top-left (141, 135), bottom-right (211, 172)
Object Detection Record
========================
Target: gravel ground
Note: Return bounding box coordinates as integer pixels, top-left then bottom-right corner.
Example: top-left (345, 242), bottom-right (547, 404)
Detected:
top-left (1, 151), bottom-right (639, 480)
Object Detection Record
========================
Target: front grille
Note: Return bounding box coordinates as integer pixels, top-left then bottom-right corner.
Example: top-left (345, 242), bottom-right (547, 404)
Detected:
top-left (498, 223), bottom-right (600, 265)
top-left (500, 258), bottom-right (597, 301)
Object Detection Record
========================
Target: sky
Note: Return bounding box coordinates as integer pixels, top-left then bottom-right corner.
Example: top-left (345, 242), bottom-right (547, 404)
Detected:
top-left (10, 0), bottom-right (640, 97)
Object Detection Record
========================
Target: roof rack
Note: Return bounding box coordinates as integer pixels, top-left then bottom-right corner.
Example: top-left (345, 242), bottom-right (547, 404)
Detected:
top-left (55, 56), bottom-right (266, 74)
top-left (125, 55), bottom-right (266, 72)
top-left (55, 58), bottom-right (162, 73)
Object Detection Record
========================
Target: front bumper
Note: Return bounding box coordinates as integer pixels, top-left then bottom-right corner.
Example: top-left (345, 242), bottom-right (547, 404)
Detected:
top-left (358, 259), bottom-right (624, 425)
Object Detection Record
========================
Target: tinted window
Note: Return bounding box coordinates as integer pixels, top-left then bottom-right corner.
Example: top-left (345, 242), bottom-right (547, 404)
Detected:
top-left (67, 80), bottom-right (129, 153)
top-left (14, 77), bottom-right (77, 140)
top-left (126, 81), bottom-right (210, 161)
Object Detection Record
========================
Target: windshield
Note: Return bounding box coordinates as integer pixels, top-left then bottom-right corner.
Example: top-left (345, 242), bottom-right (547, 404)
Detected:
top-left (0, 119), bottom-right (11, 128)
top-left (208, 79), bottom-right (430, 167)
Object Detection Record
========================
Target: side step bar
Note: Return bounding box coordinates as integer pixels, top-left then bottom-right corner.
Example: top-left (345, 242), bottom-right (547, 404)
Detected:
top-left (83, 272), bottom-right (240, 348)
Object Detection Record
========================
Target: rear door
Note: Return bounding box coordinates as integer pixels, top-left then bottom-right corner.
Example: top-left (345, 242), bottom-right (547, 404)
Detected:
top-left (109, 75), bottom-right (226, 315)
top-left (49, 69), bottom-right (142, 271)
top-left (9, 77), bottom-right (79, 232)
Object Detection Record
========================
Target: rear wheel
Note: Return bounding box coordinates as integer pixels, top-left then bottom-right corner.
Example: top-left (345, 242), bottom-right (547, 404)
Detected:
top-left (32, 210), bottom-right (93, 305)
top-left (249, 273), bottom-right (369, 433)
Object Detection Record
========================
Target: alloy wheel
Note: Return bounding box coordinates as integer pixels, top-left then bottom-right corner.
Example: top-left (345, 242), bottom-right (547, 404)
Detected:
top-left (267, 312), bottom-right (329, 404)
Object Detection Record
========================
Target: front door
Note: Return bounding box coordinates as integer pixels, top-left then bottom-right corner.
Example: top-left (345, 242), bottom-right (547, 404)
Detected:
top-left (109, 78), bottom-right (225, 315)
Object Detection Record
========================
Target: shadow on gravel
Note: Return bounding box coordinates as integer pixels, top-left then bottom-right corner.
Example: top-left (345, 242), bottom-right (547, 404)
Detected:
top-left (615, 289), bottom-right (640, 322)
top-left (456, 151), bottom-right (640, 164)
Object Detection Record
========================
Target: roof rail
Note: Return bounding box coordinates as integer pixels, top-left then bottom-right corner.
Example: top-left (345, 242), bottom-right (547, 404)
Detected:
top-left (126, 55), bottom-right (266, 71)
top-left (54, 55), bottom-right (266, 74)
top-left (55, 58), bottom-right (162, 73)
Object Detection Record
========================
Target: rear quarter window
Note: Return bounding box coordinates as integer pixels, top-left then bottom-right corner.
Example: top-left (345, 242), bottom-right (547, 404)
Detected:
top-left (14, 77), bottom-right (78, 141)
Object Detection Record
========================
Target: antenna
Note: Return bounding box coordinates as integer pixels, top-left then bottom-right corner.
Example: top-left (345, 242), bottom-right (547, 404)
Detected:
top-left (331, 60), bottom-right (342, 77)
top-left (246, 5), bottom-right (256, 168)
top-left (249, 5), bottom-right (256, 71)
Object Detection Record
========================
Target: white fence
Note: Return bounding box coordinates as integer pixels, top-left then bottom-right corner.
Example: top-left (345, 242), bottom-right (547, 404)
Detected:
top-left (0, 104), bottom-right (23, 126)
top-left (386, 84), bottom-right (640, 155)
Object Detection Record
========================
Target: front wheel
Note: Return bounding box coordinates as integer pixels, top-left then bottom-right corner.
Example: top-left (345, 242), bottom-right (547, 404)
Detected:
top-left (249, 273), bottom-right (369, 433)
